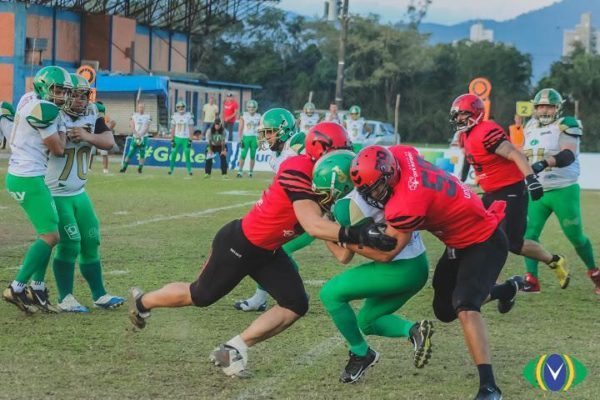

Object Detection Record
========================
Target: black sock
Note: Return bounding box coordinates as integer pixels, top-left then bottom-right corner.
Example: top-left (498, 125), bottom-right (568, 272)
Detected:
top-left (477, 364), bottom-right (496, 388)
top-left (136, 296), bottom-right (150, 313)
top-left (489, 281), bottom-right (516, 301)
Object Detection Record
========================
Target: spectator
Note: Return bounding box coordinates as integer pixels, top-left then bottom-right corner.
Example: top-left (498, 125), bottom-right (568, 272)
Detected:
top-left (222, 92), bottom-right (239, 141)
top-left (95, 101), bottom-right (117, 174)
top-left (509, 114), bottom-right (525, 149)
top-left (324, 102), bottom-right (342, 124)
top-left (205, 118), bottom-right (228, 178)
top-left (202, 95), bottom-right (219, 135)
top-left (193, 129), bottom-right (203, 140)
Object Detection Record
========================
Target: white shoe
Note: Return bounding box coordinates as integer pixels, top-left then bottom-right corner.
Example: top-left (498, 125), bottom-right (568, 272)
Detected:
top-left (103, 169), bottom-right (109, 174)
top-left (94, 294), bottom-right (125, 309)
top-left (209, 344), bottom-right (251, 378)
top-left (58, 294), bottom-right (89, 313)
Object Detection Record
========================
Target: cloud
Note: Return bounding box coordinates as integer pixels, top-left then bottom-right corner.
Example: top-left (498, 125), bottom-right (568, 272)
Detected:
top-left (276, 0), bottom-right (560, 25)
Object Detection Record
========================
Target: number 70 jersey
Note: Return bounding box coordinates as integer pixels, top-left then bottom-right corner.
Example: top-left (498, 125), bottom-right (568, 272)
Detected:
top-left (45, 107), bottom-right (98, 196)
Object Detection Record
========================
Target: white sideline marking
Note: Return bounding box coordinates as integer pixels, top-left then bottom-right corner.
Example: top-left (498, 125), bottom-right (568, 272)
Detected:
top-left (106, 201), bottom-right (256, 230)
top-left (106, 270), bottom-right (129, 275)
top-left (304, 279), bottom-right (326, 287)
top-left (234, 336), bottom-right (343, 400)
top-left (113, 211), bottom-right (130, 216)
top-left (218, 190), bottom-right (259, 196)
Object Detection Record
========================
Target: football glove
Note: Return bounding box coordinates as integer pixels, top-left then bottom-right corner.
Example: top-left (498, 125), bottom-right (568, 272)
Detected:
top-left (338, 222), bottom-right (397, 251)
top-left (531, 160), bottom-right (549, 174)
top-left (525, 174), bottom-right (544, 201)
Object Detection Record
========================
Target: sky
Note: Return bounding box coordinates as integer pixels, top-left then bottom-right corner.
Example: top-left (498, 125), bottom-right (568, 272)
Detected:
top-left (276, 0), bottom-right (561, 25)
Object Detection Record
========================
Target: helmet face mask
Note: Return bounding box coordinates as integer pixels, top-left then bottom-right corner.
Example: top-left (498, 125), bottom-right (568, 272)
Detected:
top-left (449, 94), bottom-right (484, 133)
top-left (312, 150), bottom-right (355, 211)
top-left (305, 122), bottom-right (353, 161)
top-left (303, 102), bottom-right (316, 116)
top-left (348, 105), bottom-right (361, 121)
top-left (65, 74), bottom-right (90, 116)
top-left (258, 108), bottom-right (296, 152)
top-left (246, 100), bottom-right (258, 114)
top-left (350, 146), bottom-right (399, 210)
top-left (33, 66), bottom-right (73, 107)
top-left (533, 88), bottom-right (563, 125)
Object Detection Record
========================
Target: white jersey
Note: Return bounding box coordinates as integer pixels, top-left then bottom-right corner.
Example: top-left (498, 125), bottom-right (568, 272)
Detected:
top-left (324, 112), bottom-right (342, 125)
top-left (345, 117), bottom-right (366, 143)
top-left (131, 112), bottom-right (151, 138)
top-left (523, 117), bottom-right (581, 190)
top-left (171, 112), bottom-right (194, 138)
top-left (298, 112), bottom-right (320, 132)
top-left (0, 118), bottom-right (13, 144)
top-left (8, 91), bottom-right (65, 177)
top-left (241, 112), bottom-right (261, 136)
top-left (268, 132), bottom-right (306, 172)
top-left (46, 106), bottom-right (99, 196)
top-left (337, 190), bottom-right (425, 260)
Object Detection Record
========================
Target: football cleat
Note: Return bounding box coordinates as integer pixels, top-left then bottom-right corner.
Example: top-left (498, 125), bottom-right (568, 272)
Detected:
top-left (26, 286), bottom-right (60, 313)
top-left (548, 255), bottom-right (570, 289)
top-left (58, 294), bottom-right (89, 313)
top-left (522, 273), bottom-right (540, 293)
top-left (474, 385), bottom-right (502, 400)
top-left (233, 300), bottom-right (267, 312)
top-left (137, 165), bottom-right (143, 174)
top-left (94, 294), bottom-right (125, 309)
top-left (119, 167), bottom-right (126, 173)
top-left (340, 347), bottom-right (380, 383)
top-left (248, 172), bottom-right (253, 178)
top-left (587, 268), bottom-right (600, 295)
top-left (236, 172), bottom-right (243, 178)
top-left (209, 344), bottom-right (251, 378)
top-left (128, 287), bottom-right (150, 329)
top-left (497, 276), bottom-right (524, 314)
top-left (3, 286), bottom-right (37, 314)
top-left (409, 320), bottom-right (434, 368)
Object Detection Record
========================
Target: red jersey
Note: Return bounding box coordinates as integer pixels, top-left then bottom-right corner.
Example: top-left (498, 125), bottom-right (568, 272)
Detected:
top-left (462, 120), bottom-right (523, 192)
top-left (242, 154), bottom-right (316, 250)
top-left (223, 99), bottom-right (239, 123)
top-left (385, 145), bottom-right (505, 249)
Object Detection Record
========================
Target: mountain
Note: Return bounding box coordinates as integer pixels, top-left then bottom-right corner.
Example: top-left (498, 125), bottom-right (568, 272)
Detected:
top-left (418, 0), bottom-right (600, 83)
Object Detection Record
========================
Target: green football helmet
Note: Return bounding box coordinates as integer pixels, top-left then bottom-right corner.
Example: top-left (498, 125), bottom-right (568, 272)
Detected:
top-left (303, 102), bottom-right (316, 116)
top-left (175, 100), bottom-right (186, 110)
top-left (246, 99), bottom-right (258, 113)
top-left (312, 149), bottom-right (356, 210)
top-left (533, 88), bottom-right (563, 125)
top-left (0, 101), bottom-right (15, 122)
top-left (65, 73), bottom-right (91, 116)
top-left (348, 105), bottom-right (361, 120)
top-left (33, 66), bottom-right (73, 106)
top-left (258, 108), bottom-right (296, 151)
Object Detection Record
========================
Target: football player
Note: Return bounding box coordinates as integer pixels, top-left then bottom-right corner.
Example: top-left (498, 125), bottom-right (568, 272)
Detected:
top-left (168, 100), bottom-right (194, 175)
top-left (450, 94), bottom-right (568, 290)
top-left (128, 125), bottom-right (397, 378)
top-left (522, 88), bottom-right (599, 294)
top-left (316, 150), bottom-right (434, 383)
top-left (351, 145), bottom-right (523, 400)
top-left (343, 105), bottom-right (368, 145)
top-left (45, 73), bottom-right (124, 312)
top-left (236, 99), bottom-right (261, 178)
top-left (120, 101), bottom-right (151, 174)
top-left (298, 102), bottom-right (320, 133)
top-left (0, 101), bottom-right (15, 145)
top-left (3, 66), bottom-right (70, 313)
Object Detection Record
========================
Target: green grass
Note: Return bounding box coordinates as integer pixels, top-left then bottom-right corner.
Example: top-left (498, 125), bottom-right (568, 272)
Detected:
top-left (0, 163), bottom-right (599, 400)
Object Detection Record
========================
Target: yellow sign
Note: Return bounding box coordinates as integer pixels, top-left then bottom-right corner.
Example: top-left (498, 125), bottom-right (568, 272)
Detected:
top-left (516, 101), bottom-right (533, 117)
top-left (76, 65), bottom-right (96, 85)
top-left (468, 77), bottom-right (492, 99)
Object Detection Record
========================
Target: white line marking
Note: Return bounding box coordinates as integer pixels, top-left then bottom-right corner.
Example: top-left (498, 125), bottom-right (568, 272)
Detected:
top-left (113, 211), bottom-right (130, 216)
top-left (106, 270), bottom-right (129, 275)
top-left (304, 279), bottom-right (326, 287)
top-left (218, 190), bottom-right (259, 196)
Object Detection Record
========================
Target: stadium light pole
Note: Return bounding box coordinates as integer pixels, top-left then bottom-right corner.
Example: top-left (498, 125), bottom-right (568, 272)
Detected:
top-left (334, 0), bottom-right (349, 110)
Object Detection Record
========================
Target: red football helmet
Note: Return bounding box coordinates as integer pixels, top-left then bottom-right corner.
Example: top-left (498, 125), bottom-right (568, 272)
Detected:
top-left (350, 145), bottom-right (400, 208)
top-left (305, 122), bottom-right (353, 161)
top-left (449, 94), bottom-right (485, 132)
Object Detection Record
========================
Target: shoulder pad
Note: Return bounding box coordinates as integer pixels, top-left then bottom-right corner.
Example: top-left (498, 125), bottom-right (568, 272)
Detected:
top-left (559, 116), bottom-right (582, 136)
top-left (26, 101), bottom-right (60, 129)
top-left (87, 103), bottom-right (99, 117)
top-left (333, 196), bottom-right (373, 227)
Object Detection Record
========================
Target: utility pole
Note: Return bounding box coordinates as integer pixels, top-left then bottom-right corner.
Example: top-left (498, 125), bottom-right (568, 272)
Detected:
top-left (334, 0), bottom-right (349, 110)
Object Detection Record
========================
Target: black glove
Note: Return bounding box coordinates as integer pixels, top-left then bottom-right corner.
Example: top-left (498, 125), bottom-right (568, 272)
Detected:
top-left (525, 174), bottom-right (544, 201)
top-left (171, 139), bottom-right (175, 147)
top-left (531, 160), bottom-right (549, 175)
top-left (338, 222), bottom-right (397, 251)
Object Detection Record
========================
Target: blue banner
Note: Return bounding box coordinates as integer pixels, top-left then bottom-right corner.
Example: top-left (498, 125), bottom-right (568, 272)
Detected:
top-left (121, 137), bottom-right (234, 168)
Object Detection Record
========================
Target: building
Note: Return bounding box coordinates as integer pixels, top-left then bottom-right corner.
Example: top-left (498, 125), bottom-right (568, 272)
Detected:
top-left (469, 23), bottom-right (494, 43)
top-left (563, 12), bottom-right (600, 56)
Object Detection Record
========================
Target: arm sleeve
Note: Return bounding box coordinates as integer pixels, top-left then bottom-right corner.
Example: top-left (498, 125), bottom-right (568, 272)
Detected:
top-left (277, 168), bottom-right (318, 202)
top-left (482, 126), bottom-right (508, 153)
top-left (94, 117), bottom-right (110, 134)
top-left (387, 215), bottom-right (426, 232)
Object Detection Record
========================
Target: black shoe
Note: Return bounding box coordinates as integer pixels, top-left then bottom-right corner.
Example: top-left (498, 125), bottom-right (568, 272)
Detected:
top-left (474, 385), bottom-right (502, 400)
top-left (497, 275), bottom-right (524, 314)
top-left (409, 320), bottom-right (434, 368)
top-left (26, 286), bottom-right (60, 313)
top-left (3, 286), bottom-right (37, 314)
top-left (119, 167), bottom-right (126, 173)
top-left (137, 166), bottom-right (143, 174)
top-left (339, 348), bottom-right (379, 383)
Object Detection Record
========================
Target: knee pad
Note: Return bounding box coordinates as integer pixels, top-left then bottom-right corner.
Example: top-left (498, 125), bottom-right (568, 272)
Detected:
top-left (55, 240), bottom-right (80, 263)
top-left (433, 300), bottom-right (457, 323)
top-left (452, 295), bottom-right (482, 315)
top-left (280, 293), bottom-right (309, 317)
top-left (508, 237), bottom-right (524, 255)
top-left (189, 280), bottom-right (219, 308)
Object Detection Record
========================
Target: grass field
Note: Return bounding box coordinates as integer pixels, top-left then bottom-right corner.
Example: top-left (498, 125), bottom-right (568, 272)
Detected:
top-left (1, 161), bottom-right (599, 400)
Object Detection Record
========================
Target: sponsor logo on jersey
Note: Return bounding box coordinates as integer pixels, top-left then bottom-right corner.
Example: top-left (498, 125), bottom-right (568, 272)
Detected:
top-left (529, 139), bottom-right (539, 146)
top-left (523, 354), bottom-right (587, 392)
top-left (63, 223), bottom-right (81, 240)
top-left (540, 130), bottom-right (552, 136)
top-left (8, 191), bottom-right (26, 202)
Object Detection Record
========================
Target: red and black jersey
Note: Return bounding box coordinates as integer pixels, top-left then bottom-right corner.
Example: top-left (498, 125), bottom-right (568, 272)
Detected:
top-left (242, 154), bottom-right (317, 250)
top-left (462, 120), bottom-right (523, 192)
top-left (385, 145), bottom-right (505, 249)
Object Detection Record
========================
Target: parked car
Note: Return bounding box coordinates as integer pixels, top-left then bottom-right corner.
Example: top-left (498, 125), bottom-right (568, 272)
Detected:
top-left (363, 120), bottom-right (399, 146)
